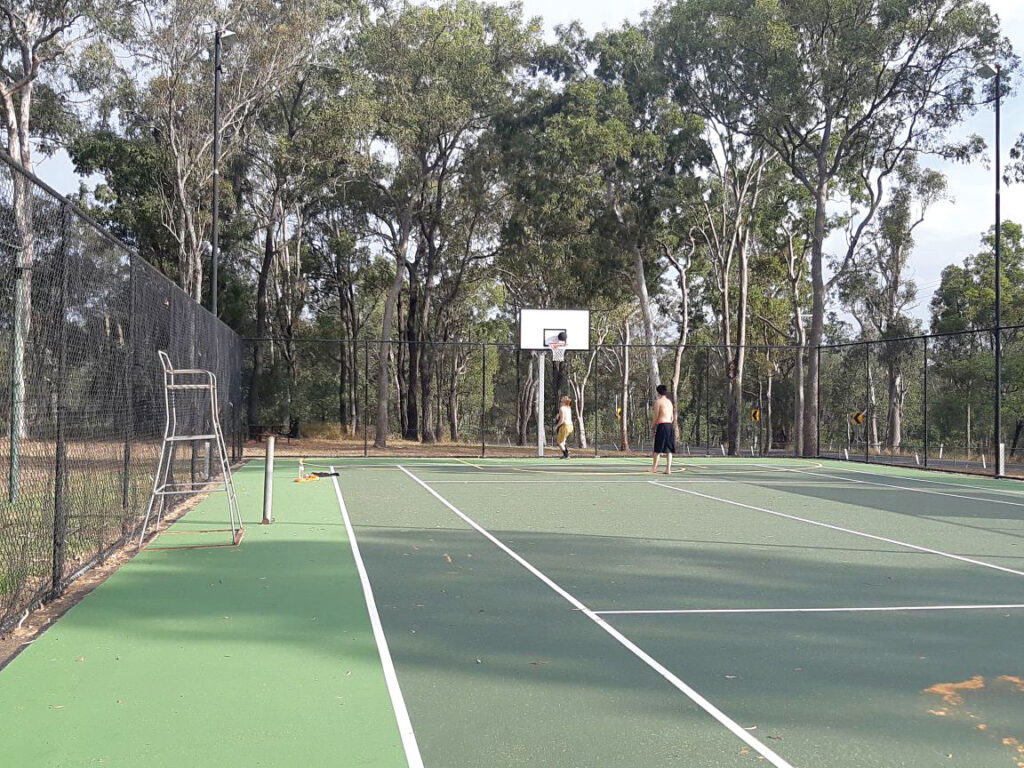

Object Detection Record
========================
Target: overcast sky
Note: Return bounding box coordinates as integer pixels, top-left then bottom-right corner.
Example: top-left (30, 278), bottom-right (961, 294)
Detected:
top-left (33, 0), bottom-right (1024, 325)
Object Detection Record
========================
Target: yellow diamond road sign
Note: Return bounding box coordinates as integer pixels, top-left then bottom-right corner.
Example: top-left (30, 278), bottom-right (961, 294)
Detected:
top-left (750, 408), bottom-right (761, 423)
top-left (851, 411), bottom-right (866, 425)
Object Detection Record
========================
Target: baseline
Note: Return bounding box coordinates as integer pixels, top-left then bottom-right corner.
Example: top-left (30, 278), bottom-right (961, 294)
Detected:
top-left (329, 467), bottom-right (424, 768)
top-left (595, 604), bottom-right (1024, 616)
top-left (649, 481), bottom-right (1024, 579)
top-left (763, 465), bottom-right (1024, 511)
top-left (397, 465), bottom-right (795, 768)
top-left (823, 463), bottom-right (1024, 498)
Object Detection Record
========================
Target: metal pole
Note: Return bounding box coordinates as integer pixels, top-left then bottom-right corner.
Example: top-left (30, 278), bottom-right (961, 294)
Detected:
top-left (865, 344), bottom-right (870, 464)
top-left (815, 345), bottom-right (821, 457)
top-left (122, 249), bottom-right (137, 533)
top-left (211, 29), bottom-right (222, 317)
top-left (480, 343), bottom-right (486, 458)
top-left (262, 436), bottom-right (274, 524)
top-left (923, 336), bottom-right (929, 468)
top-left (537, 352), bottom-right (545, 456)
top-left (51, 203), bottom-right (71, 599)
top-left (593, 347), bottom-right (599, 457)
top-left (994, 67), bottom-right (1003, 477)
top-left (363, 340), bottom-right (369, 457)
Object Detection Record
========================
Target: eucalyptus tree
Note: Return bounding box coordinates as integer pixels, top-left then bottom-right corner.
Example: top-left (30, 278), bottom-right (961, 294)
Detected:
top-left (855, 160), bottom-right (944, 450)
top-left (111, 0), bottom-right (332, 304)
top-left (658, 0), bottom-right (1010, 455)
top-left (352, 0), bottom-right (541, 447)
top-left (587, 24), bottom-right (707, 402)
top-left (656, 1), bottom-right (778, 454)
top-left (930, 221), bottom-right (1024, 451)
top-left (239, 43), bottom-right (366, 430)
top-left (838, 160), bottom-right (945, 452)
top-left (0, 0), bottom-right (129, 485)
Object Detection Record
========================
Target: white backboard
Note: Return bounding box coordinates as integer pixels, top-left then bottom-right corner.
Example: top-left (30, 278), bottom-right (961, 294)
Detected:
top-left (519, 309), bottom-right (590, 350)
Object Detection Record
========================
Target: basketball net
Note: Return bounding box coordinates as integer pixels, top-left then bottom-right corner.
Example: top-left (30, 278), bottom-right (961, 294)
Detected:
top-left (547, 341), bottom-right (566, 362)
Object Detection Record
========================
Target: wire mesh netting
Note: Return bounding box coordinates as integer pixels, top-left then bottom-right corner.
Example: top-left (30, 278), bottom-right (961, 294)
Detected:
top-left (817, 329), bottom-right (1024, 476)
top-left (0, 156), bottom-right (244, 635)
top-left (241, 340), bottom-right (805, 459)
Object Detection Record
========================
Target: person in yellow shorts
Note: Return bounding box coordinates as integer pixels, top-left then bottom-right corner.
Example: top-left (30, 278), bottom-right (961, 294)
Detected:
top-left (555, 395), bottom-right (574, 459)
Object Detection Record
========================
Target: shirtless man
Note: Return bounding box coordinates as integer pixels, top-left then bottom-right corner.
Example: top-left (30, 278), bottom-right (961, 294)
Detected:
top-left (650, 384), bottom-right (676, 474)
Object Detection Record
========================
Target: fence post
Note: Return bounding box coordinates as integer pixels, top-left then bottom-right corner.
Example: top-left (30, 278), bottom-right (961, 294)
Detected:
top-left (923, 336), bottom-right (929, 468)
top-left (705, 348), bottom-right (711, 454)
top-left (815, 345), bottom-right (821, 458)
top-left (480, 342), bottom-right (486, 458)
top-left (51, 202), bottom-right (72, 599)
top-left (122, 250), bottom-right (137, 535)
top-left (593, 347), bottom-right (599, 457)
top-left (864, 343), bottom-right (870, 464)
top-left (363, 339), bottom-right (369, 458)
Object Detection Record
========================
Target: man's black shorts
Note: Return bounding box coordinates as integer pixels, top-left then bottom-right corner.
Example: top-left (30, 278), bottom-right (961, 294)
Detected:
top-left (653, 423), bottom-right (676, 454)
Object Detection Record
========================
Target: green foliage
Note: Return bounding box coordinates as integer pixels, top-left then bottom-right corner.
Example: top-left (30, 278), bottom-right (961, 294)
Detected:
top-left (931, 221), bottom-right (1024, 333)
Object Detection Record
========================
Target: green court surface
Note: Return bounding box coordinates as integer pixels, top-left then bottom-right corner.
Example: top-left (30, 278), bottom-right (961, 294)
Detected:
top-left (2, 457), bottom-right (1024, 767)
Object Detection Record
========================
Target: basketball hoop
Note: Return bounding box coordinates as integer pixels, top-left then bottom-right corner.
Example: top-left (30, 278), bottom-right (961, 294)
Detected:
top-left (547, 341), bottom-right (566, 361)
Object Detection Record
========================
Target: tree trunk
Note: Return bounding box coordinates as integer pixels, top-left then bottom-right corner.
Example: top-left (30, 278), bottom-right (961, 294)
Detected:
top-left (419, 340), bottom-right (436, 443)
top-left (448, 353), bottom-right (460, 442)
top-left (802, 180), bottom-right (828, 455)
top-left (966, 399), bottom-right (972, 456)
top-left (727, 244), bottom-right (750, 455)
top-left (867, 362), bottom-right (879, 453)
top-left (632, 246), bottom-right (661, 399)
top-left (620, 328), bottom-right (631, 452)
top-left (374, 257), bottom-right (406, 448)
top-left (403, 290), bottom-right (420, 440)
top-left (886, 364), bottom-right (903, 453)
top-left (517, 353), bottom-right (536, 446)
top-left (247, 221), bottom-right (277, 430)
top-left (337, 283), bottom-right (350, 434)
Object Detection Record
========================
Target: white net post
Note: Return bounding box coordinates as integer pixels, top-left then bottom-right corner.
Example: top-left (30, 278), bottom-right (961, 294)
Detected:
top-left (262, 436), bottom-right (275, 524)
top-left (536, 352), bottom-right (545, 456)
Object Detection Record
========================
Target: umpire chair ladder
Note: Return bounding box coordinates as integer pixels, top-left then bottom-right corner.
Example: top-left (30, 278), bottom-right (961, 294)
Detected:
top-left (139, 351), bottom-right (243, 547)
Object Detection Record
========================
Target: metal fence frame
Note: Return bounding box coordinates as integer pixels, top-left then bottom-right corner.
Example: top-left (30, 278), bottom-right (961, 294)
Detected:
top-left (0, 154), bottom-right (244, 637)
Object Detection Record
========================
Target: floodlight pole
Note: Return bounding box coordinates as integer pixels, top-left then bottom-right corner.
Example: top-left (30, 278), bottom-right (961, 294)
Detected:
top-left (987, 63), bottom-right (1004, 476)
top-left (211, 28), bottom-right (224, 318)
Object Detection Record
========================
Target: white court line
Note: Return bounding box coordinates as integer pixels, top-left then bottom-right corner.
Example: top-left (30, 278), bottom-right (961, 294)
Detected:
top-left (595, 604), bottom-right (1024, 616)
top-left (765, 465), bottom-right (1024, 511)
top-left (425, 479), bottom-right (865, 485)
top-left (330, 467), bottom-right (424, 768)
top-left (826, 464), bottom-right (1024, 498)
top-left (398, 465), bottom-right (795, 768)
top-left (649, 481), bottom-right (1024, 579)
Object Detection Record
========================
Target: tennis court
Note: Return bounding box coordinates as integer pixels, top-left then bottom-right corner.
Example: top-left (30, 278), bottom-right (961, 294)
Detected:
top-left (2, 457), bottom-right (1023, 767)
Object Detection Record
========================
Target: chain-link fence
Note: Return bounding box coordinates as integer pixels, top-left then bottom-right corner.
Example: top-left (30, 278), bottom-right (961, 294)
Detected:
top-left (241, 339), bottom-right (805, 458)
top-left (819, 327), bottom-right (1024, 477)
top-left (0, 155), bottom-right (244, 636)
